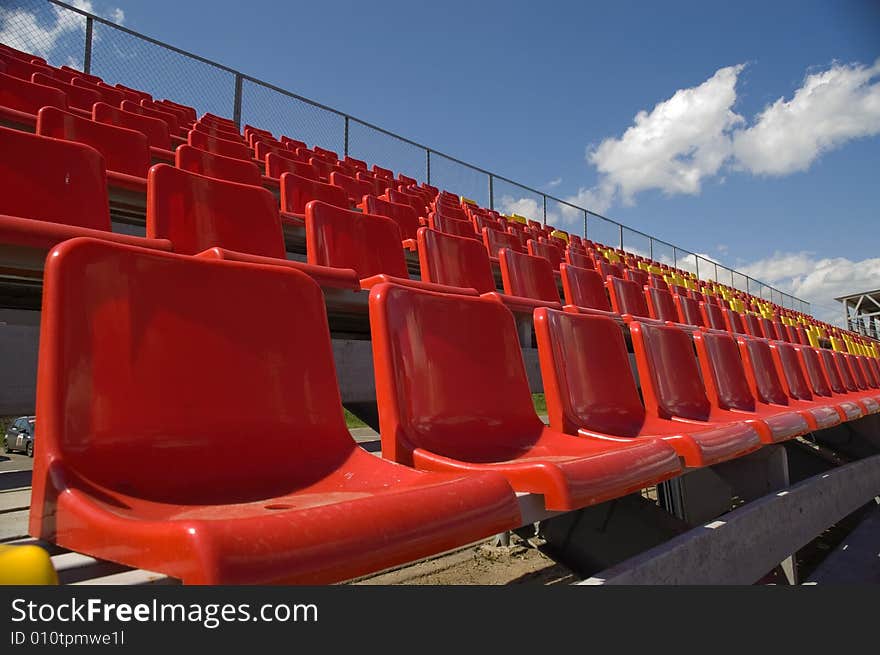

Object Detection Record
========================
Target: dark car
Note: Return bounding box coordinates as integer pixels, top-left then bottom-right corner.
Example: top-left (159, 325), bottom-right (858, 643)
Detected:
top-left (4, 416), bottom-right (35, 457)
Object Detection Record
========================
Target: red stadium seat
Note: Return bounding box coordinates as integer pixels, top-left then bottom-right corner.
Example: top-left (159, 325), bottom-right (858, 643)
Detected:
top-left (329, 171), bottom-right (373, 206)
top-left (700, 301), bottom-right (727, 330)
top-left (674, 293), bottom-right (706, 327)
top-left (360, 195), bottom-right (420, 241)
top-left (188, 129), bottom-right (251, 161)
top-left (369, 284), bottom-right (682, 510)
top-left (497, 248), bottom-right (562, 311)
top-left (30, 237), bottom-right (519, 584)
top-left (0, 54), bottom-right (52, 82)
top-left (264, 152), bottom-right (318, 181)
top-left (305, 203), bottom-right (465, 293)
top-left (70, 77), bottom-right (124, 106)
top-left (372, 164), bottom-right (394, 179)
top-left (693, 331), bottom-right (810, 443)
top-left (92, 101), bottom-right (172, 152)
top-left (175, 145), bottom-right (262, 187)
top-left (417, 227), bottom-right (500, 295)
top-left (0, 127), bottom-right (168, 256)
top-left (624, 267), bottom-right (649, 287)
top-left (644, 286), bottom-right (681, 323)
top-left (36, 106), bottom-right (149, 199)
top-left (743, 339), bottom-right (843, 430)
top-left (722, 308), bottom-right (747, 335)
top-left (279, 172), bottom-right (349, 224)
top-left (629, 321), bottom-right (764, 465)
top-left (30, 72), bottom-right (100, 114)
top-left (564, 248), bottom-right (593, 269)
top-left (482, 226), bottom-right (524, 262)
top-left (527, 239), bottom-right (563, 270)
top-left (606, 276), bottom-right (654, 321)
top-left (0, 71), bottom-right (66, 130)
top-left (795, 346), bottom-right (865, 421)
top-left (559, 264), bottom-right (614, 313)
top-left (147, 164), bottom-right (358, 290)
top-left (535, 309), bottom-right (763, 468)
top-left (428, 213), bottom-right (479, 240)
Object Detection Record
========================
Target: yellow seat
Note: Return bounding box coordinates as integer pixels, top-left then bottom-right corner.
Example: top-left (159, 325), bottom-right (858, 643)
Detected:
top-left (550, 230), bottom-right (569, 242)
top-left (460, 196), bottom-right (477, 206)
top-left (507, 213), bottom-right (527, 224)
top-left (0, 545), bottom-right (58, 585)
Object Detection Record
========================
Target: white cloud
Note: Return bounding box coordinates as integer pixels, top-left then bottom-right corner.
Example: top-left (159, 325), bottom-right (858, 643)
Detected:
top-left (544, 177), bottom-right (562, 189)
top-left (737, 251), bottom-right (880, 325)
top-left (733, 60), bottom-right (880, 175)
top-left (0, 1), bottom-right (124, 63)
top-left (560, 59), bottom-right (880, 213)
top-left (588, 65), bottom-right (745, 206)
top-left (497, 195), bottom-right (542, 223)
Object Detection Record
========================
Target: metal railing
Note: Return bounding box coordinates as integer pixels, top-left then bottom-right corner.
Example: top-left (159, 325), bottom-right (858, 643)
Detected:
top-left (5, 0), bottom-right (810, 312)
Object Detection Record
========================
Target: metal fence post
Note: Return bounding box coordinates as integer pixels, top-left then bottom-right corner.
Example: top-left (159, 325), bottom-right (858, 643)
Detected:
top-left (583, 210), bottom-right (588, 239)
top-left (232, 73), bottom-right (243, 130)
top-left (344, 116), bottom-right (350, 157)
top-left (618, 224), bottom-right (623, 250)
top-left (542, 196), bottom-right (547, 225)
top-left (649, 237), bottom-right (653, 260)
top-left (83, 16), bottom-right (94, 74)
top-left (426, 149), bottom-right (431, 184)
top-left (695, 257), bottom-right (700, 280)
top-left (673, 247), bottom-right (678, 268)
top-left (488, 175), bottom-right (494, 210)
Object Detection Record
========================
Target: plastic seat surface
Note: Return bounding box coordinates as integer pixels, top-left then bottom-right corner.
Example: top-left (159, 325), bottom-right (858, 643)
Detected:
top-left (36, 106), bottom-right (149, 181)
top-left (560, 263), bottom-right (613, 312)
top-left (188, 130), bottom-right (251, 161)
top-left (417, 227), bottom-right (495, 294)
top-left (693, 331), bottom-right (810, 443)
top-left (797, 346), bottom-right (865, 421)
top-left (369, 284), bottom-right (682, 511)
top-left (494, 248), bottom-right (562, 311)
top-left (361, 195), bottom-right (420, 241)
top-left (629, 321), bottom-right (764, 464)
top-left (147, 165), bottom-right (358, 289)
top-left (745, 339), bottom-right (843, 430)
top-left (536, 310), bottom-right (762, 467)
top-left (29, 238), bottom-right (519, 584)
top-left (279, 172), bottom-right (349, 219)
top-left (92, 102), bottom-right (171, 150)
top-left (0, 71), bottom-right (66, 128)
top-left (176, 145), bottom-right (262, 187)
top-left (0, 127), bottom-right (168, 252)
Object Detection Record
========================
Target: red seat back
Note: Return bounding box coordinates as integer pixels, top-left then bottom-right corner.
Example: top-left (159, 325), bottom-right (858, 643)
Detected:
top-left (645, 286), bottom-right (678, 322)
top-left (329, 171), bottom-right (373, 204)
top-left (188, 130), bottom-right (251, 161)
top-left (527, 239), bottom-right (563, 270)
top-left (499, 249), bottom-right (561, 303)
top-left (37, 106), bottom-right (149, 178)
top-left (694, 331), bottom-right (757, 412)
top-left (37, 237), bottom-right (354, 503)
top-left (175, 145), bottom-right (262, 187)
top-left (279, 172), bottom-right (349, 215)
top-left (147, 164), bottom-right (283, 258)
top-left (30, 72), bottom-right (99, 112)
top-left (560, 264), bottom-right (611, 311)
top-left (630, 322), bottom-right (712, 421)
top-left (369, 284), bottom-right (543, 465)
top-left (92, 102), bottom-right (170, 150)
top-left (0, 127), bottom-right (110, 231)
top-left (306, 201), bottom-right (408, 279)
top-left (0, 71), bottom-right (66, 115)
top-left (535, 309), bottom-right (647, 436)
top-left (607, 277), bottom-right (650, 319)
top-left (417, 228), bottom-right (496, 294)
top-left (675, 294), bottom-right (705, 327)
top-left (361, 195), bottom-right (420, 240)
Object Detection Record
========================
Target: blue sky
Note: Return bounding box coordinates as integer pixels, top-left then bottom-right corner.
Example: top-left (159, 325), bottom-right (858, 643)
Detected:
top-left (1, 0), bottom-right (878, 322)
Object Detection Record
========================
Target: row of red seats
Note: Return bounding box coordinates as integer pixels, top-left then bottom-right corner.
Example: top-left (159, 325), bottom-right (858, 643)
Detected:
top-left (1, 39), bottom-right (868, 350)
top-left (30, 236), bottom-right (880, 583)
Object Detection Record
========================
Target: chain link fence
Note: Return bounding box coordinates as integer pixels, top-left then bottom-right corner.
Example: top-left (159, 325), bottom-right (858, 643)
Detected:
top-left (0, 0), bottom-right (810, 312)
